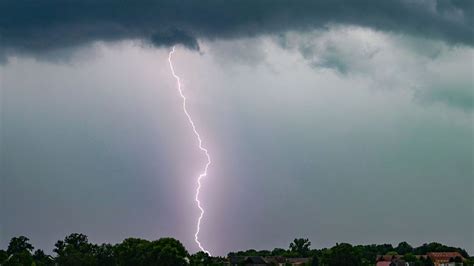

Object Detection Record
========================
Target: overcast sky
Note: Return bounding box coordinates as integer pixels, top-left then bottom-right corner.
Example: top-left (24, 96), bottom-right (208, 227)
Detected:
top-left (1, 0), bottom-right (473, 256)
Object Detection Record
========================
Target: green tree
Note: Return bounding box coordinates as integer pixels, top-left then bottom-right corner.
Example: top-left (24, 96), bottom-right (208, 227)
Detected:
top-left (95, 244), bottom-right (116, 266)
top-left (463, 257), bottom-right (474, 266)
top-left (414, 242), bottom-right (469, 258)
top-left (450, 256), bottom-right (463, 265)
top-left (147, 238), bottom-right (189, 266)
top-left (33, 249), bottom-right (54, 266)
top-left (0, 250), bottom-right (8, 264)
top-left (4, 236), bottom-right (35, 266)
top-left (190, 251), bottom-right (212, 266)
top-left (257, 250), bottom-right (271, 256)
top-left (403, 253), bottom-right (417, 262)
top-left (321, 243), bottom-right (361, 266)
top-left (3, 252), bottom-right (34, 266)
top-left (114, 238), bottom-right (150, 266)
top-left (353, 244), bottom-right (381, 265)
top-left (311, 255), bottom-right (320, 266)
top-left (289, 238), bottom-right (311, 257)
top-left (237, 249), bottom-right (257, 256)
top-left (396, 242), bottom-right (413, 255)
top-left (419, 257), bottom-right (434, 266)
top-left (53, 233), bottom-right (97, 266)
top-left (114, 237), bottom-right (188, 266)
top-left (378, 244), bottom-right (394, 256)
top-left (271, 248), bottom-right (287, 256)
top-left (7, 236), bottom-right (34, 255)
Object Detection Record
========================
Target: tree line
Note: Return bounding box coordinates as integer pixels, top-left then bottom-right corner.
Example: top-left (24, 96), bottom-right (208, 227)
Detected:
top-left (229, 239), bottom-right (471, 266)
top-left (0, 234), bottom-right (471, 266)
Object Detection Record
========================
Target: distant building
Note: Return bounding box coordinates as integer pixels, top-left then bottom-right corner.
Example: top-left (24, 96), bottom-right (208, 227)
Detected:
top-left (228, 256), bottom-right (267, 266)
top-left (263, 256), bottom-right (287, 266)
top-left (286, 257), bottom-right (311, 265)
top-left (375, 252), bottom-right (466, 266)
top-left (243, 256), bottom-right (267, 266)
top-left (376, 255), bottom-right (408, 266)
top-left (427, 252), bottom-right (465, 266)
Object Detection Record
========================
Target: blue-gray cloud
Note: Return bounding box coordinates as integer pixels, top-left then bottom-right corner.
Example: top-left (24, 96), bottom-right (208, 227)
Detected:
top-left (274, 27), bottom-right (473, 110)
top-left (0, 0), bottom-right (472, 59)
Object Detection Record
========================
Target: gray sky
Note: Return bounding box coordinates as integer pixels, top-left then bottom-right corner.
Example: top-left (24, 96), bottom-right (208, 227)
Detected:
top-left (1, 1), bottom-right (473, 256)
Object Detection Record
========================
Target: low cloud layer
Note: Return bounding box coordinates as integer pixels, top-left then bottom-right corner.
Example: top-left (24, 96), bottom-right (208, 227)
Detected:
top-left (276, 27), bottom-right (473, 110)
top-left (0, 0), bottom-right (473, 59)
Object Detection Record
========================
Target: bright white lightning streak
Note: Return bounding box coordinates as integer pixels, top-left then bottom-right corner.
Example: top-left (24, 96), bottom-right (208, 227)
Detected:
top-left (168, 46), bottom-right (212, 255)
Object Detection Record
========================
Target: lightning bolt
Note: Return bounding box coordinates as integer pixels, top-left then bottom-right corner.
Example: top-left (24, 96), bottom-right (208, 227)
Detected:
top-left (168, 46), bottom-right (212, 255)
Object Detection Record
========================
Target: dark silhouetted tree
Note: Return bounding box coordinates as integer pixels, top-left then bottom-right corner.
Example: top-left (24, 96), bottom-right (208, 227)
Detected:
top-left (0, 250), bottom-right (8, 264)
top-left (311, 255), bottom-right (320, 266)
top-left (419, 256), bottom-right (434, 266)
top-left (376, 244), bottom-right (395, 256)
top-left (0, 233), bottom-right (470, 265)
top-left (289, 238), bottom-right (311, 257)
top-left (414, 243), bottom-right (469, 258)
top-left (4, 236), bottom-right (34, 266)
top-left (190, 251), bottom-right (212, 266)
top-left (450, 256), bottom-right (463, 264)
top-left (403, 253), bottom-right (417, 262)
top-left (3, 252), bottom-right (34, 266)
top-left (95, 244), bottom-right (116, 266)
top-left (7, 236), bottom-right (34, 255)
top-left (257, 250), bottom-right (271, 256)
top-left (114, 238), bottom-right (150, 266)
top-left (147, 238), bottom-right (189, 266)
top-left (54, 233), bottom-right (97, 266)
top-left (322, 243), bottom-right (361, 266)
top-left (33, 249), bottom-right (54, 266)
top-left (396, 242), bottom-right (413, 255)
top-left (271, 248), bottom-right (287, 256)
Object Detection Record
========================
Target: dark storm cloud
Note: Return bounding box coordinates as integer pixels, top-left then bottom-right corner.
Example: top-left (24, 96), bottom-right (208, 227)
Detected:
top-left (150, 29), bottom-right (199, 50)
top-left (0, 0), bottom-right (472, 58)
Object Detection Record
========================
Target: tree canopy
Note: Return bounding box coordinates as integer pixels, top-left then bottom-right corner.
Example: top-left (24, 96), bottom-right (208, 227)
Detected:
top-left (0, 235), bottom-right (471, 266)
top-left (289, 238), bottom-right (312, 257)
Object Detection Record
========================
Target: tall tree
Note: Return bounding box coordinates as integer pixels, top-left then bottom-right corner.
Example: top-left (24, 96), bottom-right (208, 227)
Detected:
top-left (147, 238), bottom-right (189, 266)
top-left (271, 248), bottom-right (287, 256)
top-left (0, 250), bottom-right (8, 264)
top-left (190, 251), bottom-right (212, 266)
top-left (4, 236), bottom-right (35, 266)
top-left (322, 243), bottom-right (361, 266)
top-left (3, 252), bottom-right (34, 266)
top-left (7, 236), bottom-right (34, 255)
top-left (54, 233), bottom-right (97, 266)
top-left (114, 238), bottom-right (151, 266)
top-left (396, 242), bottom-right (413, 255)
top-left (95, 244), bottom-right (116, 266)
top-left (33, 249), bottom-right (54, 266)
top-left (289, 238), bottom-right (311, 257)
